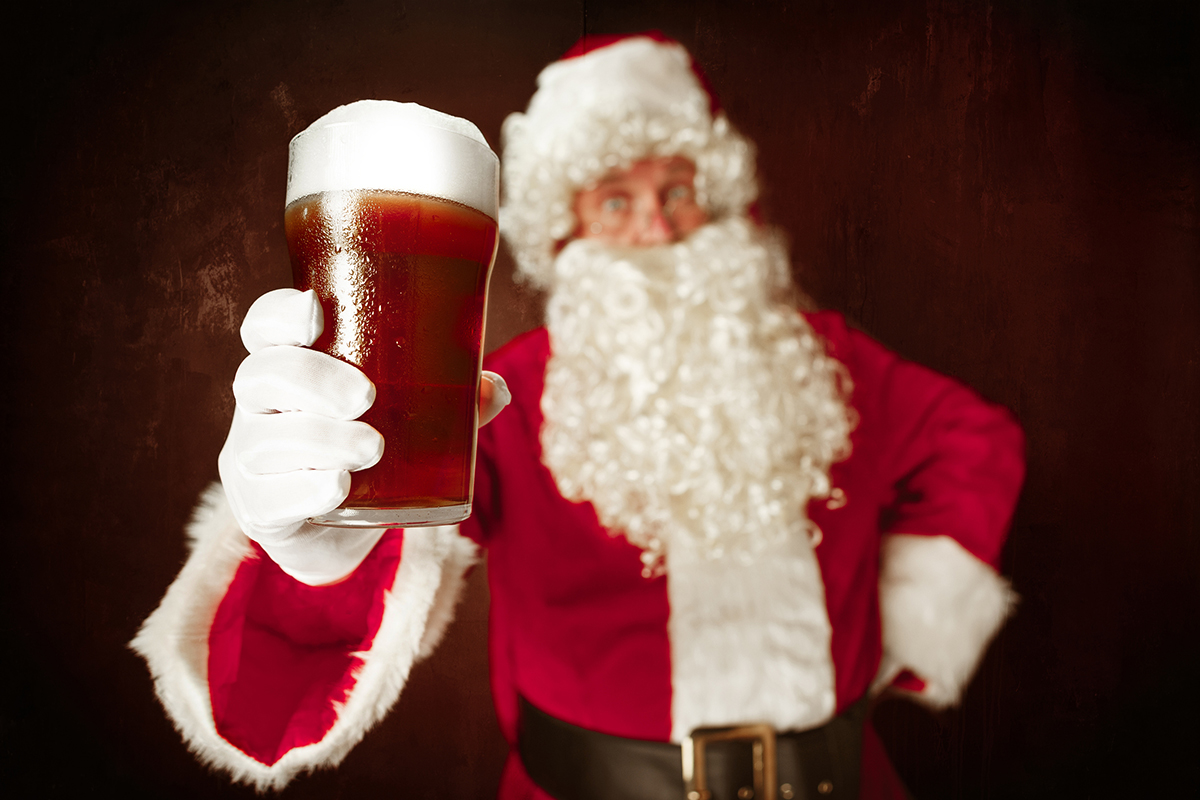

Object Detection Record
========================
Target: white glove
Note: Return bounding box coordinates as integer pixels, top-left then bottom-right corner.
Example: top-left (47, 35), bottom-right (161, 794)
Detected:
top-left (218, 288), bottom-right (386, 585)
top-left (218, 288), bottom-right (510, 585)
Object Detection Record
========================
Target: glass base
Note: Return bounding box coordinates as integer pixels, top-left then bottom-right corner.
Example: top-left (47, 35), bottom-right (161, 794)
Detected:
top-left (309, 503), bottom-right (471, 529)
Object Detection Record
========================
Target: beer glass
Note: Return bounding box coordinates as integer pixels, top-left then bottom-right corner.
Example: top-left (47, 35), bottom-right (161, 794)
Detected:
top-left (284, 101), bottom-right (499, 527)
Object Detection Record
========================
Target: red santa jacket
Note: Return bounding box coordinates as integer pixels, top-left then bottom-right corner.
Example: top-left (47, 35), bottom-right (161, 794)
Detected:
top-left (132, 311), bottom-right (1024, 796)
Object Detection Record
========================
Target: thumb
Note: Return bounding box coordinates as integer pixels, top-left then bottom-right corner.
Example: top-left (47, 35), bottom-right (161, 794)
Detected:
top-left (478, 371), bottom-right (511, 427)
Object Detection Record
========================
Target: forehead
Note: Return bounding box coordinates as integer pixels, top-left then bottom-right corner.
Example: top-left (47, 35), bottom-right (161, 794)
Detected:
top-left (590, 156), bottom-right (697, 188)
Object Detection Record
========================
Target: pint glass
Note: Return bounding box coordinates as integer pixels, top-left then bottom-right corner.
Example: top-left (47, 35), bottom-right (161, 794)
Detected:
top-left (284, 101), bottom-right (499, 527)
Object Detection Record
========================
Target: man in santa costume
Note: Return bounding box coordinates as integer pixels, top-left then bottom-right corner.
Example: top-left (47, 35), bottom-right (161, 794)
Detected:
top-left (134, 34), bottom-right (1024, 800)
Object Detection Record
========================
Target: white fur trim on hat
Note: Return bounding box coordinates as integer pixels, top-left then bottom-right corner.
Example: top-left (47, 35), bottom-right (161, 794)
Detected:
top-left (500, 36), bottom-right (759, 288)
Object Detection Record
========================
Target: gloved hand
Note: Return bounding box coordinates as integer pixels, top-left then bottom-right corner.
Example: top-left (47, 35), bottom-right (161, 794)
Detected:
top-left (217, 288), bottom-right (510, 585)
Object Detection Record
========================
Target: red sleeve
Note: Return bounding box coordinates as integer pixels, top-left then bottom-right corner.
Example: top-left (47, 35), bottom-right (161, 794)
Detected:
top-left (208, 532), bottom-right (403, 765)
top-left (812, 311), bottom-right (1025, 568)
top-left (134, 482), bottom-right (477, 789)
top-left (807, 311), bottom-right (1023, 707)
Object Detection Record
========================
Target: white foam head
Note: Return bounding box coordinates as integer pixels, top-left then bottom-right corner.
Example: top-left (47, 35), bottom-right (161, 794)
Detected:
top-left (286, 100), bottom-right (499, 219)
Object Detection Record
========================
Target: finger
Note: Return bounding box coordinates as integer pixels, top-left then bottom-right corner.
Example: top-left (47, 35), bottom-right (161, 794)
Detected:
top-left (235, 468), bottom-right (351, 533)
top-left (478, 371), bottom-right (511, 427)
top-left (241, 288), bottom-right (324, 353)
top-left (234, 345), bottom-right (375, 419)
top-left (236, 412), bottom-right (384, 474)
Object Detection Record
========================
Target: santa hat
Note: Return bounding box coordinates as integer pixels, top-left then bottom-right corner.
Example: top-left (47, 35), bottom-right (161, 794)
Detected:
top-left (499, 33), bottom-right (760, 288)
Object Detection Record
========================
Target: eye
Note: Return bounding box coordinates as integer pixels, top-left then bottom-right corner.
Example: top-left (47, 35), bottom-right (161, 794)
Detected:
top-left (665, 184), bottom-right (693, 203)
top-left (601, 196), bottom-right (628, 214)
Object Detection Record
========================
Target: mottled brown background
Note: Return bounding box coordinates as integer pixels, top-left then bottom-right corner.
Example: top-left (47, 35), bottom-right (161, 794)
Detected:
top-left (3, 0), bottom-right (1197, 797)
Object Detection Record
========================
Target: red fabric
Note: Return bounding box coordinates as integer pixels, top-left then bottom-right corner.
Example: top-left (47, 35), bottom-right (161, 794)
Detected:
top-left (889, 670), bottom-right (928, 694)
top-left (860, 724), bottom-right (914, 800)
top-left (208, 531), bottom-right (404, 765)
top-left (498, 751), bottom-right (545, 800)
top-left (813, 312), bottom-right (1024, 568)
top-left (559, 31), bottom-right (678, 60)
top-left (464, 327), bottom-right (673, 744)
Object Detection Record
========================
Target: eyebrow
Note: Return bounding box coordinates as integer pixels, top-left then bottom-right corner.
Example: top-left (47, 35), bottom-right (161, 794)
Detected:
top-left (593, 173), bottom-right (630, 189)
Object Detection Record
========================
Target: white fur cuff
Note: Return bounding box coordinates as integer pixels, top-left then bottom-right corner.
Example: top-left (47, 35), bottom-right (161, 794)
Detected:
top-left (875, 534), bottom-right (1017, 708)
top-left (130, 483), bottom-right (478, 790)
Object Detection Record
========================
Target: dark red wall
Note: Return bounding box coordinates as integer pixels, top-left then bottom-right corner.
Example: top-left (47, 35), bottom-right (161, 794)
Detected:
top-left (4, 1), bottom-right (1197, 797)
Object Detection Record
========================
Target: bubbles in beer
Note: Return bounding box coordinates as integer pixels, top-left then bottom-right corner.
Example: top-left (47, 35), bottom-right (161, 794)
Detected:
top-left (286, 189), bottom-right (499, 509)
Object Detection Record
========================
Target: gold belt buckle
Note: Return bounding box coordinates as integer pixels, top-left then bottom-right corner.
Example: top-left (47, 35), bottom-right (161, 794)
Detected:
top-left (682, 723), bottom-right (777, 800)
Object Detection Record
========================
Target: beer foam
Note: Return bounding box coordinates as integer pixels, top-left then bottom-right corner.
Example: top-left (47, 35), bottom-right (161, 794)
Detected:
top-left (286, 100), bottom-right (499, 218)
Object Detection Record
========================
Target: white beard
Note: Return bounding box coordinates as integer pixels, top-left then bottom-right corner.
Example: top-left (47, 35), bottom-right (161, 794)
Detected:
top-left (540, 216), bottom-right (855, 575)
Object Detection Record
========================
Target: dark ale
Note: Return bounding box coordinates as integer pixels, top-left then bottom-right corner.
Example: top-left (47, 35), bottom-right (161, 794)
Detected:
top-left (286, 189), bottom-right (498, 523)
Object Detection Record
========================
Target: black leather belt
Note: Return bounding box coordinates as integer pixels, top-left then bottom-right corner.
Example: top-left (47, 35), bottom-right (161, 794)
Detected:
top-left (518, 695), bottom-right (867, 800)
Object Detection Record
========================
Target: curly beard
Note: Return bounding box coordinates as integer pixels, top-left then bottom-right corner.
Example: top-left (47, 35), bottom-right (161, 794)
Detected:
top-left (540, 216), bottom-right (855, 575)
